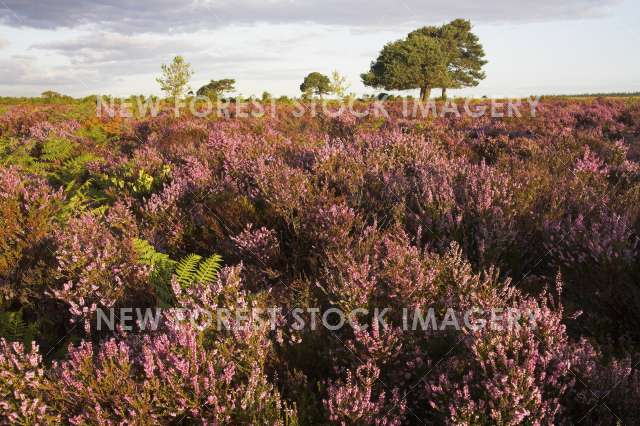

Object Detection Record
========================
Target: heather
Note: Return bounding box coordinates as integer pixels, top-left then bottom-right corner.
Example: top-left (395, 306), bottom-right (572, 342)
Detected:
top-left (1, 97), bottom-right (639, 424)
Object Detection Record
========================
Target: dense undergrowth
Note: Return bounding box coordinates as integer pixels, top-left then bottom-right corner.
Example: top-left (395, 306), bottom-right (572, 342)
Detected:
top-left (1, 98), bottom-right (640, 424)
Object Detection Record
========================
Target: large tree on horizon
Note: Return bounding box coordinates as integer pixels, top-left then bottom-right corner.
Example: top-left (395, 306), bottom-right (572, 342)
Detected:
top-left (361, 19), bottom-right (487, 101)
top-left (409, 19), bottom-right (487, 99)
top-left (361, 35), bottom-right (449, 101)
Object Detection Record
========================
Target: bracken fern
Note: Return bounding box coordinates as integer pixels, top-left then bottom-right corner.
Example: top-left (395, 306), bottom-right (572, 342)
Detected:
top-left (133, 238), bottom-right (223, 307)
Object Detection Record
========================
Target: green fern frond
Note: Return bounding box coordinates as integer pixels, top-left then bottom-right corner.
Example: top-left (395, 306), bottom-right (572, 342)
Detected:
top-left (133, 238), bottom-right (178, 307)
top-left (133, 239), bottom-right (223, 306)
top-left (58, 152), bottom-right (99, 180)
top-left (154, 280), bottom-right (176, 309)
top-left (59, 178), bottom-right (108, 218)
top-left (63, 152), bottom-right (97, 170)
top-left (0, 310), bottom-right (37, 345)
top-left (175, 254), bottom-right (202, 288)
top-left (133, 238), bottom-right (176, 269)
top-left (40, 137), bottom-right (76, 163)
top-left (195, 254), bottom-right (223, 285)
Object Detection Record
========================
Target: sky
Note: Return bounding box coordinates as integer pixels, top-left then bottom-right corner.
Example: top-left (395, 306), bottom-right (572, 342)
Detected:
top-left (0, 0), bottom-right (638, 98)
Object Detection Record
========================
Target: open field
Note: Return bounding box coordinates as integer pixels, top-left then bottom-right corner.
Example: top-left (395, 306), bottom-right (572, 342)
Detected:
top-left (1, 97), bottom-right (639, 423)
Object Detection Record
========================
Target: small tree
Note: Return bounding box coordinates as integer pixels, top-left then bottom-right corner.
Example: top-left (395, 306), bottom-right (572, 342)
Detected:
top-left (156, 56), bottom-right (193, 99)
top-left (197, 79), bottom-right (236, 100)
top-left (300, 72), bottom-right (331, 98)
top-left (329, 70), bottom-right (350, 99)
top-left (261, 91), bottom-right (273, 102)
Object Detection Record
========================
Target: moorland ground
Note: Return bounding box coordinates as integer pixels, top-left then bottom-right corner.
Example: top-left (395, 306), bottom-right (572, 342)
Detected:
top-left (1, 96), bottom-right (640, 424)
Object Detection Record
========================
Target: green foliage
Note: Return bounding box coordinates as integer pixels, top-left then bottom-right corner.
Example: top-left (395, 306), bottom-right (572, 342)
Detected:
top-left (0, 137), bottom-right (35, 169)
top-left (98, 165), bottom-right (169, 200)
top-left (59, 178), bottom-right (108, 219)
top-left (197, 79), bottom-right (236, 100)
top-left (174, 253), bottom-right (223, 289)
top-left (57, 152), bottom-right (99, 182)
top-left (107, 169), bottom-right (154, 194)
top-left (40, 137), bottom-right (75, 163)
top-left (77, 124), bottom-right (111, 145)
top-left (300, 72), bottom-right (331, 98)
top-left (35, 138), bottom-right (106, 217)
top-left (194, 254), bottom-right (224, 286)
top-left (0, 134), bottom-right (108, 220)
top-left (40, 91), bottom-right (74, 102)
top-left (0, 310), bottom-right (37, 345)
top-left (261, 91), bottom-right (273, 102)
top-left (1, 135), bottom-right (96, 184)
top-left (329, 70), bottom-right (350, 98)
top-left (133, 238), bottom-right (177, 307)
top-left (361, 35), bottom-right (448, 101)
top-left (410, 19), bottom-right (487, 95)
top-left (41, 90), bottom-right (62, 99)
top-left (38, 138), bottom-right (102, 190)
top-left (175, 254), bottom-right (203, 288)
top-left (156, 56), bottom-right (193, 99)
top-left (133, 239), bottom-right (223, 307)
top-left (362, 19), bottom-right (486, 101)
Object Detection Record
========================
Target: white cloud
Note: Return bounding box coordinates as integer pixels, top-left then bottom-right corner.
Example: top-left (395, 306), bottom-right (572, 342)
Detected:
top-left (0, 55), bottom-right (100, 92)
top-left (32, 33), bottom-right (206, 65)
top-left (0, 0), bottom-right (634, 98)
top-left (0, 0), bottom-right (622, 34)
top-left (8, 24), bottom-right (325, 96)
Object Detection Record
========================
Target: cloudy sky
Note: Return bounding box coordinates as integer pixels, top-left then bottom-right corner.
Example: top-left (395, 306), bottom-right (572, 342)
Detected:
top-left (0, 0), bottom-right (639, 98)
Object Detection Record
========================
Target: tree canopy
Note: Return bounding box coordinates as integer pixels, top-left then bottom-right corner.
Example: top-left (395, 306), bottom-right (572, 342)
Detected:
top-left (409, 19), bottom-right (487, 98)
top-left (300, 72), bottom-right (331, 98)
top-left (156, 56), bottom-right (193, 99)
top-left (41, 90), bottom-right (63, 99)
top-left (197, 79), bottom-right (236, 100)
top-left (361, 19), bottom-right (486, 101)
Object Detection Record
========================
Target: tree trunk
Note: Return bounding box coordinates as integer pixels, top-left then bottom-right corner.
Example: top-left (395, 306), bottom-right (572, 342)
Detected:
top-left (419, 87), bottom-right (431, 102)
top-left (441, 87), bottom-right (447, 100)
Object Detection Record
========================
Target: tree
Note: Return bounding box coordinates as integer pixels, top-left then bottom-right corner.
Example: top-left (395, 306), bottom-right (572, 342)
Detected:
top-left (362, 19), bottom-right (487, 101)
top-left (156, 56), bottom-right (193, 99)
top-left (329, 70), bottom-right (350, 98)
top-left (361, 35), bottom-right (448, 102)
top-left (196, 79), bottom-right (236, 100)
top-left (261, 91), bottom-right (273, 102)
top-left (41, 90), bottom-right (62, 99)
top-left (409, 19), bottom-right (487, 99)
top-left (300, 72), bottom-right (331, 98)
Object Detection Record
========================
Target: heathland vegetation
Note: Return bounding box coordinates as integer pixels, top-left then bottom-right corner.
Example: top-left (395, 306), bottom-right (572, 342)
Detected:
top-left (1, 18), bottom-right (640, 425)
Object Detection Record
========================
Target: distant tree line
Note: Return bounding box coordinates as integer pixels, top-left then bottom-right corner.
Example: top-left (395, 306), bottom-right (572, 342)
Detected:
top-left (151, 19), bottom-right (486, 103)
top-left (29, 21), bottom-right (488, 103)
